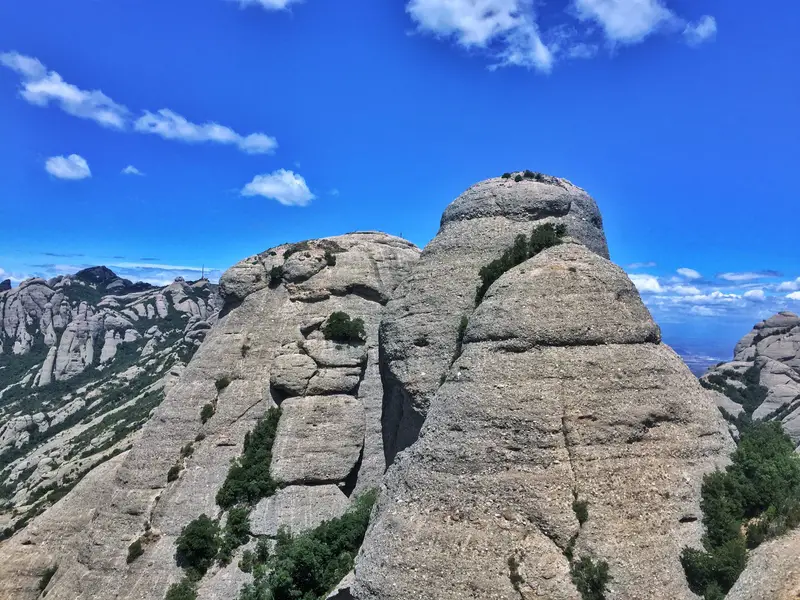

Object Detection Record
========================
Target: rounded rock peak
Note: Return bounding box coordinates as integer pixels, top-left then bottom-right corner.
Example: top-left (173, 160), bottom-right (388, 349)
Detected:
top-left (467, 243), bottom-right (661, 348)
top-left (439, 172), bottom-right (609, 259)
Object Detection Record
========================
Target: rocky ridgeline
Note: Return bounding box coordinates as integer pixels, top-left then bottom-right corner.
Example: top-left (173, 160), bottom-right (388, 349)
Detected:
top-left (701, 311), bottom-right (800, 442)
top-left (0, 266), bottom-right (220, 534)
top-left (0, 172), bottom-right (782, 600)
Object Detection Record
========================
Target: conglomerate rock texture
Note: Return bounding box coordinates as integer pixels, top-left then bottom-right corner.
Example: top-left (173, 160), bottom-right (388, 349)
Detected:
top-left (353, 243), bottom-right (733, 600)
top-left (379, 173), bottom-right (610, 463)
top-left (0, 232), bottom-right (419, 600)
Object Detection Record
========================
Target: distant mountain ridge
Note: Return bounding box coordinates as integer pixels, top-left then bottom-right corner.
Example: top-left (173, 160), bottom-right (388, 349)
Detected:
top-left (701, 311), bottom-right (800, 442)
top-left (0, 266), bottom-right (221, 534)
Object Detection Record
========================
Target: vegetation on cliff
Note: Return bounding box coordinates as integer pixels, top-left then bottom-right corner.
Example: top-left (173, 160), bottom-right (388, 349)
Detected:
top-left (238, 489), bottom-right (377, 600)
top-left (475, 222), bottom-right (567, 303)
top-left (681, 422), bottom-right (800, 598)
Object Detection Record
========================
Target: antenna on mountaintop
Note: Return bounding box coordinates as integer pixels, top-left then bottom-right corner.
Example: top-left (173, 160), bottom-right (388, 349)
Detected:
top-left (201, 264), bottom-right (205, 280)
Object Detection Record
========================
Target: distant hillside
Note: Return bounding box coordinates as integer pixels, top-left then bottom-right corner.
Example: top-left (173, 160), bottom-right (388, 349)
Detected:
top-left (0, 266), bottom-right (220, 534)
top-left (701, 311), bottom-right (800, 442)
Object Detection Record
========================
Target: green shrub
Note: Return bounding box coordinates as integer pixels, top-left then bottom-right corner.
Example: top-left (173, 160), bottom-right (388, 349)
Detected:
top-left (523, 169), bottom-right (536, 178)
top-left (194, 433), bottom-right (206, 443)
top-left (475, 223), bottom-right (566, 304)
top-left (501, 172), bottom-right (512, 179)
top-left (324, 250), bottom-right (337, 266)
top-left (241, 343), bottom-right (251, 358)
top-left (681, 422), bottom-right (800, 598)
top-left (127, 539), bottom-right (145, 564)
top-left (215, 377), bottom-right (231, 392)
top-left (570, 556), bottom-right (611, 600)
top-left (175, 514), bottom-right (220, 575)
top-left (200, 404), bottom-right (215, 424)
top-left (180, 443), bottom-right (194, 459)
top-left (38, 565), bottom-right (57, 592)
top-left (164, 577), bottom-right (198, 600)
top-left (216, 408), bottom-right (282, 509)
top-left (452, 315), bottom-right (468, 364)
top-left (167, 464), bottom-right (181, 482)
top-left (514, 175), bottom-right (523, 182)
top-left (238, 490), bottom-right (376, 600)
top-left (322, 312), bottom-right (366, 345)
top-left (219, 507), bottom-right (251, 566)
top-left (573, 499), bottom-right (589, 525)
top-left (269, 265), bottom-right (283, 285)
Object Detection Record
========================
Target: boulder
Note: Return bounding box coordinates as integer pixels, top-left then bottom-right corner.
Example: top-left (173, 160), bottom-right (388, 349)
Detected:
top-left (270, 353), bottom-right (318, 396)
top-left (271, 395), bottom-right (366, 485)
top-left (250, 485), bottom-right (349, 536)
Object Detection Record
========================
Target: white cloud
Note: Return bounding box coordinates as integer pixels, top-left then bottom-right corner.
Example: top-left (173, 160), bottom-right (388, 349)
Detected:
top-left (684, 15), bottom-right (716, 46)
top-left (672, 285), bottom-right (701, 296)
top-left (108, 262), bottom-right (218, 272)
top-left (788, 292), bottom-right (800, 301)
top-left (629, 273), bottom-right (662, 293)
top-left (777, 277), bottom-right (800, 292)
top-left (744, 289), bottom-right (766, 302)
top-left (1, 51), bottom-right (128, 129)
top-left (404, 0), bottom-right (715, 71)
top-left (407, 0), bottom-right (554, 72)
top-left (45, 154), bottom-right (91, 180)
top-left (231, 0), bottom-right (301, 10)
top-left (121, 165), bottom-right (144, 176)
top-left (573, 0), bottom-right (676, 44)
top-left (718, 271), bottom-right (778, 282)
top-left (626, 261), bottom-right (656, 269)
top-left (134, 109), bottom-right (277, 155)
top-left (677, 267), bottom-right (701, 280)
top-left (241, 169), bottom-right (314, 206)
top-left (690, 305), bottom-right (716, 317)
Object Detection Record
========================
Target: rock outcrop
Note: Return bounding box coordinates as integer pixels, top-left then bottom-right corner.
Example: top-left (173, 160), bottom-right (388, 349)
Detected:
top-left (380, 173), bottom-right (610, 463)
top-left (701, 311), bottom-right (800, 442)
top-left (354, 243), bottom-right (732, 600)
top-left (0, 269), bottom-right (220, 532)
top-left (0, 233), bottom-right (419, 600)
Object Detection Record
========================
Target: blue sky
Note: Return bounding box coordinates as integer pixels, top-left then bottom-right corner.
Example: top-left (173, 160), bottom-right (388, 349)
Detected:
top-left (0, 0), bottom-right (798, 361)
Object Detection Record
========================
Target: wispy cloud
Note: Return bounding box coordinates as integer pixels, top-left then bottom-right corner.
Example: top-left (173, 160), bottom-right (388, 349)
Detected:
top-left (676, 267), bottom-right (701, 280)
top-left (1, 52), bottom-right (279, 156)
top-left (230, 0), bottom-right (302, 9)
top-left (45, 154), bottom-right (91, 180)
top-left (744, 289), bottom-right (766, 302)
top-left (626, 261), bottom-right (657, 269)
top-left (683, 15), bottom-right (717, 46)
top-left (241, 169), bottom-right (314, 206)
top-left (122, 165), bottom-right (144, 176)
top-left (717, 270), bottom-right (782, 282)
top-left (777, 277), bottom-right (800, 292)
top-left (43, 252), bottom-right (85, 258)
top-left (134, 109), bottom-right (277, 155)
top-left (403, 0), bottom-right (716, 71)
top-left (0, 51), bottom-right (128, 128)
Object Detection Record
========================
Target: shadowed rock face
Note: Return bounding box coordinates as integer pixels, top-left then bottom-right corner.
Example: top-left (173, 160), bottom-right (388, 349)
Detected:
top-left (702, 311), bottom-right (800, 442)
top-left (380, 175), bottom-right (610, 464)
top-left (353, 244), bottom-right (732, 600)
top-left (0, 233), bottom-right (419, 600)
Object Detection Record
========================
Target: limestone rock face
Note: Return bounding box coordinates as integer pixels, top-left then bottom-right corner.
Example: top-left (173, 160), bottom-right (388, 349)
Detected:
top-left (353, 244), bottom-right (732, 600)
top-left (379, 175), bottom-right (610, 463)
top-left (702, 311), bottom-right (800, 442)
top-left (0, 233), bottom-right (418, 600)
top-left (727, 528), bottom-right (800, 600)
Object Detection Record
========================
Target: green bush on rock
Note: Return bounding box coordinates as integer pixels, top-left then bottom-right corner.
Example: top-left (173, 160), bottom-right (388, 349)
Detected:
top-left (681, 422), bottom-right (800, 599)
top-left (238, 490), bottom-right (377, 600)
top-left (175, 514), bottom-right (220, 575)
top-left (216, 408), bottom-right (282, 509)
top-left (475, 222), bottom-right (567, 304)
top-left (322, 312), bottom-right (366, 345)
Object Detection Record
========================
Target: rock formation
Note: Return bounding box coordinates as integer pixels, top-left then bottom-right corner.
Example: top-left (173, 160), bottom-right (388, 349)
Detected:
top-left (701, 311), bottom-right (800, 442)
top-left (0, 268), bottom-right (220, 534)
top-left (0, 171), bottom-right (759, 600)
top-left (0, 233), bottom-right (419, 600)
top-left (354, 232), bottom-right (732, 600)
top-left (379, 173), bottom-right (609, 463)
